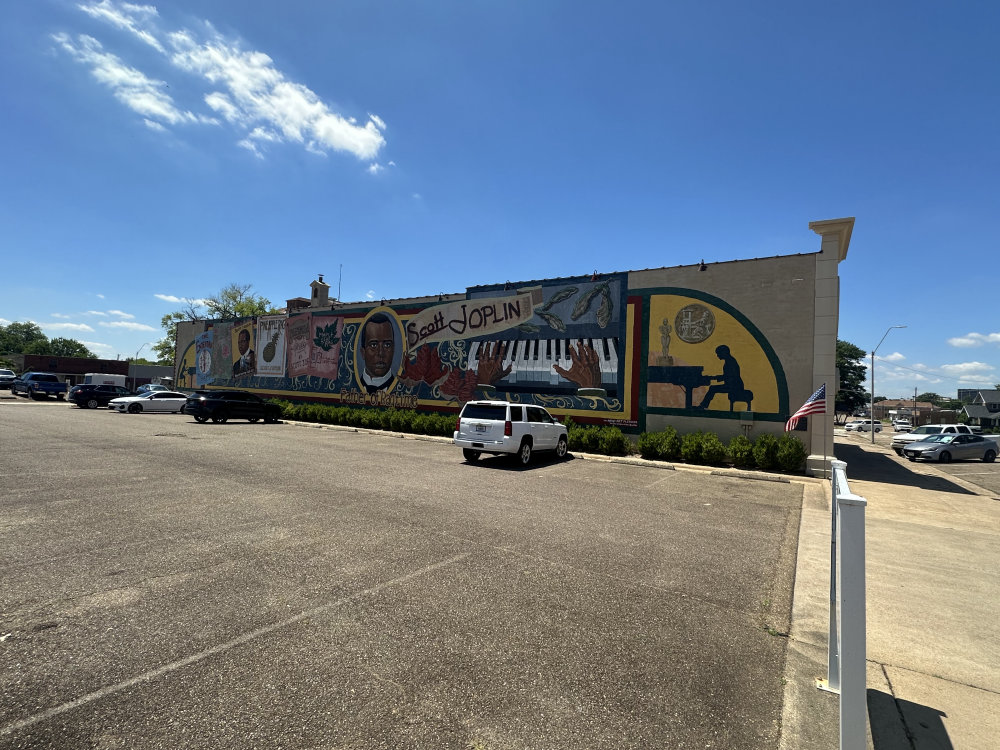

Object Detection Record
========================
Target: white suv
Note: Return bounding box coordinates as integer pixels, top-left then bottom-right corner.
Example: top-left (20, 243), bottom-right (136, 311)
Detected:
top-left (849, 419), bottom-right (882, 433)
top-left (454, 400), bottom-right (569, 465)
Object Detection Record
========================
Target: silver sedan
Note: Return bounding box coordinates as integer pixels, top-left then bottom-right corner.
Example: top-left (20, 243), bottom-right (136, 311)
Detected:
top-left (902, 434), bottom-right (998, 463)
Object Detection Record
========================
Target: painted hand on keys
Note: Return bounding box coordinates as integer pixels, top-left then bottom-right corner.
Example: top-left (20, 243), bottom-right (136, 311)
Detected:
top-left (553, 340), bottom-right (601, 389)
top-left (475, 340), bottom-right (513, 385)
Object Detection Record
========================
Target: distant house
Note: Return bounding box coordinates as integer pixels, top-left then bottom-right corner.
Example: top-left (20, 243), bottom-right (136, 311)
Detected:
top-left (872, 399), bottom-right (938, 425)
top-left (970, 390), bottom-right (1000, 412)
top-left (962, 390), bottom-right (1000, 429)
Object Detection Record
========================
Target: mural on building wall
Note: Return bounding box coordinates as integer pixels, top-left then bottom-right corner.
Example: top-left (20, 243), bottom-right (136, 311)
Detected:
top-left (643, 290), bottom-right (787, 420)
top-left (174, 275), bottom-right (789, 427)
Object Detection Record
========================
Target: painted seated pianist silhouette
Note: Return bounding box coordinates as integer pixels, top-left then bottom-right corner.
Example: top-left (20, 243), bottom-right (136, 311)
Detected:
top-left (697, 345), bottom-right (753, 411)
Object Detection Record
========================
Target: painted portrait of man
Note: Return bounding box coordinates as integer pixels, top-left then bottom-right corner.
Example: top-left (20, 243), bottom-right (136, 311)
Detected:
top-left (357, 311), bottom-right (402, 393)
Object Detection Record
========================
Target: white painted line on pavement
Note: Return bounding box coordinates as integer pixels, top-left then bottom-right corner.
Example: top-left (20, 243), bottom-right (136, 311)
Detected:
top-left (1, 553), bottom-right (471, 737)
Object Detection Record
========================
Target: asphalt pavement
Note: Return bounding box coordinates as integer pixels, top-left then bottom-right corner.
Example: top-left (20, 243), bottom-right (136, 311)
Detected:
top-left (2, 394), bottom-right (997, 749)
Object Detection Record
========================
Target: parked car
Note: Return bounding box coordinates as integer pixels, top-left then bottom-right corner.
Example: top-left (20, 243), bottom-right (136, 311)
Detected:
top-left (12, 372), bottom-right (68, 400)
top-left (893, 421), bottom-right (912, 432)
top-left (0, 368), bottom-right (15, 389)
top-left (901, 433), bottom-right (998, 463)
top-left (135, 383), bottom-right (170, 394)
top-left (453, 400), bottom-right (568, 465)
top-left (109, 391), bottom-right (189, 414)
top-left (891, 424), bottom-right (976, 454)
top-left (184, 390), bottom-right (282, 423)
top-left (846, 419), bottom-right (881, 433)
top-left (69, 384), bottom-right (130, 409)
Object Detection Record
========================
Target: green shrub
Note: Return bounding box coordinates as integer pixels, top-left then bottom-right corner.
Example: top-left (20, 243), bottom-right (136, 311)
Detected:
top-left (727, 434), bottom-right (755, 469)
top-left (752, 433), bottom-right (780, 471)
top-left (680, 431), bottom-right (704, 464)
top-left (638, 427), bottom-right (681, 461)
top-left (777, 433), bottom-right (808, 473)
top-left (598, 426), bottom-right (631, 456)
top-left (700, 432), bottom-right (728, 466)
top-left (637, 432), bottom-right (660, 459)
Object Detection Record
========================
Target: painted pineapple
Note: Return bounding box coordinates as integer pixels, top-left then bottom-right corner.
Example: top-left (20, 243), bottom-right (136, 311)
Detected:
top-left (262, 332), bottom-right (280, 362)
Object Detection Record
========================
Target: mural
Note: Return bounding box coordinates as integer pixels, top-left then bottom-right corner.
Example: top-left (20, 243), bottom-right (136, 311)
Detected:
top-left (174, 274), bottom-right (789, 430)
top-left (644, 291), bottom-right (786, 420)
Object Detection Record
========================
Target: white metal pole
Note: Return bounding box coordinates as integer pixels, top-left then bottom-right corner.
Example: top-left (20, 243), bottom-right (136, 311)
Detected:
top-left (838, 491), bottom-right (868, 749)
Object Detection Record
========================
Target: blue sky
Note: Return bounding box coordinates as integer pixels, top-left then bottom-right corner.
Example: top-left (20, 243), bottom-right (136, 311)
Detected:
top-left (2, 0), bottom-right (997, 398)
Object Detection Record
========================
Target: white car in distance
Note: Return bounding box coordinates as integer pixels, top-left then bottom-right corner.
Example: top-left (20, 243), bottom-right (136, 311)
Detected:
top-left (109, 391), bottom-right (189, 414)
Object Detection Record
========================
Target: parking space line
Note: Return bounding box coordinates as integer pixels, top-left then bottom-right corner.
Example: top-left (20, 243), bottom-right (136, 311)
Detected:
top-left (1, 553), bottom-right (470, 738)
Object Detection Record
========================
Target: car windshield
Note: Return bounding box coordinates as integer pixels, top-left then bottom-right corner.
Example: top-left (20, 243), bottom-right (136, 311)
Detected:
top-left (919, 434), bottom-right (953, 444)
top-left (911, 426), bottom-right (942, 435)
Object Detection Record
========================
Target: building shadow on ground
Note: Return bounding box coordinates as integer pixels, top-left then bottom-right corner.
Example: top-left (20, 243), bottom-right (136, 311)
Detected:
top-left (834, 443), bottom-right (975, 495)
top-left (868, 689), bottom-right (954, 749)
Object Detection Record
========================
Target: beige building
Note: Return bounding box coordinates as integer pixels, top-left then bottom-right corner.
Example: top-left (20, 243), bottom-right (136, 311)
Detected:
top-left (176, 217), bottom-right (854, 477)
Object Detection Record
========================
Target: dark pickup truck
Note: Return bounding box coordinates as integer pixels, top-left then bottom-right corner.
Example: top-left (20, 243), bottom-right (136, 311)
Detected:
top-left (12, 372), bottom-right (68, 400)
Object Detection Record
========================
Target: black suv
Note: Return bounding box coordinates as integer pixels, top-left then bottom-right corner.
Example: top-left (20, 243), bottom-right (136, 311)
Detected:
top-left (69, 384), bottom-right (129, 409)
top-left (185, 390), bottom-right (282, 424)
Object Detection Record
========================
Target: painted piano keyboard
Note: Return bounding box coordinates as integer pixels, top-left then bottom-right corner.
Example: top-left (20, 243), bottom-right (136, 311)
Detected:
top-left (467, 337), bottom-right (620, 395)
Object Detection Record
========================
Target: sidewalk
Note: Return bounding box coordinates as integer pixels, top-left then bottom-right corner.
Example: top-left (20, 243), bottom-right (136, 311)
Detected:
top-left (782, 436), bottom-right (1000, 749)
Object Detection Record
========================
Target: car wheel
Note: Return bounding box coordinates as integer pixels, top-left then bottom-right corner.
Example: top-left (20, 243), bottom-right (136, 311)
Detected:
top-left (516, 440), bottom-right (532, 466)
top-left (938, 451), bottom-right (951, 463)
top-left (555, 435), bottom-right (568, 459)
top-left (463, 448), bottom-right (481, 462)
top-left (86, 398), bottom-right (99, 409)
top-left (984, 450), bottom-right (996, 463)
top-left (212, 410), bottom-right (229, 424)
top-left (193, 415), bottom-right (208, 423)
top-left (128, 403), bottom-right (142, 414)
top-left (56, 393), bottom-right (65, 400)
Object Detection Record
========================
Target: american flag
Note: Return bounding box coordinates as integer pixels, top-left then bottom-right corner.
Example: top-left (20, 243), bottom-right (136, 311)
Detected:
top-left (785, 384), bottom-right (826, 432)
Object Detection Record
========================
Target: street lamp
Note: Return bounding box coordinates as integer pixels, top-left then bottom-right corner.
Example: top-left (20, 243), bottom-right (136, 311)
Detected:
top-left (131, 343), bottom-right (150, 391)
top-left (871, 325), bottom-right (906, 443)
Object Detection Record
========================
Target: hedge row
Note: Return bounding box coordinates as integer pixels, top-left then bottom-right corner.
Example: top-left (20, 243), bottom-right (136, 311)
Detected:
top-left (637, 426), bottom-right (808, 472)
top-left (272, 400), bottom-right (456, 437)
top-left (272, 401), bottom-right (809, 473)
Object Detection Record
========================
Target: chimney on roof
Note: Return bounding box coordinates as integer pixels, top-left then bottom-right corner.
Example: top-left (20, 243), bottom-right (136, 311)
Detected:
top-left (309, 275), bottom-right (330, 308)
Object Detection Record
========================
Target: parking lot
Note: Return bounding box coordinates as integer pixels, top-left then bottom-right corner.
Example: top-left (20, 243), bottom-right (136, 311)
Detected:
top-left (2, 397), bottom-right (804, 749)
top-left (836, 422), bottom-right (1000, 496)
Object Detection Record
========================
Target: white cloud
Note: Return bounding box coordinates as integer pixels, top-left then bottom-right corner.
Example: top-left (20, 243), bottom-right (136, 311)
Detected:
top-left (44, 322), bottom-right (96, 332)
top-left (107, 310), bottom-right (135, 319)
top-left (367, 163), bottom-right (384, 175)
top-left (82, 340), bottom-right (115, 352)
top-left (939, 361), bottom-right (994, 376)
top-left (365, 290), bottom-right (375, 300)
top-left (52, 32), bottom-right (211, 127)
top-left (85, 310), bottom-right (109, 316)
top-left (79, 0), bottom-right (166, 53)
top-left (0, 318), bottom-right (12, 326)
top-left (99, 321), bottom-right (157, 331)
top-left (881, 351), bottom-right (905, 362)
top-left (155, 293), bottom-right (209, 306)
top-left (96, 294), bottom-right (105, 299)
top-left (948, 332), bottom-right (1000, 348)
top-left (68, 1), bottom-right (387, 160)
top-left (52, 313), bottom-right (72, 319)
top-left (170, 33), bottom-right (386, 159)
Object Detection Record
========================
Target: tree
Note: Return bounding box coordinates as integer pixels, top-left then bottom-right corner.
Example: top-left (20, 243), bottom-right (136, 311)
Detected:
top-left (0, 321), bottom-right (47, 353)
top-left (205, 283), bottom-right (279, 319)
top-left (917, 392), bottom-right (944, 405)
top-left (835, 339), bottom-right (868, 420)
top-left (49, 338), bottom-right (97, 358)
top-left (152, 283), bottom-right (280, 365)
